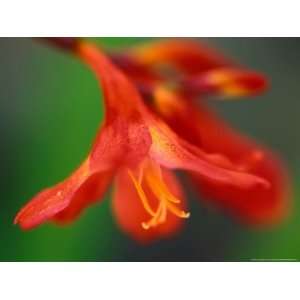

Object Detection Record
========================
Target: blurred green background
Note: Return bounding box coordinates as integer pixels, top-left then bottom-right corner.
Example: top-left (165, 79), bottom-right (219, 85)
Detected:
top-left (1, 38), bottom-right (299, 261)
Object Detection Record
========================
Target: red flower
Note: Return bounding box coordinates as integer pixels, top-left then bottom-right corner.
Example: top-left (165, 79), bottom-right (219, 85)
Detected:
top-left (125, 39), bottom-right (290, 225)
top-left (14, 40), bottom-right (274, 243)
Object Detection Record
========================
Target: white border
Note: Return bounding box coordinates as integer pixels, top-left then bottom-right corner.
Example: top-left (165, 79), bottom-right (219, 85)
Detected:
top-left (1, 1), bottom-right (299, 299)
top-left (0, 0), bottom-right (300, 36)
top-left (0, 263), bottom-right (299, 299)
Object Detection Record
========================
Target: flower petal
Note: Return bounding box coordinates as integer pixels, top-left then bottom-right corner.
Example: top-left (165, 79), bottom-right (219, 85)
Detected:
top-left (53, 170), bottom-right (113, 223)
top-left (77, 43), bottom-right (152, 170)
top-left (183, 67), bottom-right (268, 98)
top-left (15, 158), bottom-right (112, 229)
top-left (112, 168), bottom-right (186, 243)
top-left (152, 89), bottom-right (290, 224)
top-left (191, 153), bottom-right (289, 225)
top-left (130, 39), bottom-right (232, 75)
top-left (77, 42), bottom-right (148, 118)
top-left (147, 114), bottom-right (270, 190)
top-left (110, 53), bottom-right (161, 88)
top-left (189, 107), bottom-right (290, 225)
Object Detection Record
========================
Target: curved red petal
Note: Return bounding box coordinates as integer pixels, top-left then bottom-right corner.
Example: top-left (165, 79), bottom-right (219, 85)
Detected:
top-left (77, 42), bottom-right (148, 119)
top-left (191, 153), bottom-right (289, 225)
top-left (131, 39), bottom-right (232, 75)
top-left (77, 43), bottom-right (152, 170)
top-left (53, 169), bottom-right (114, 223)
top-left (15, 159), bottom-right (112, 229)
top-left (147, 113), bottom-right (270, 190)
top-left (188, 105), bottom-right (290, 224)
top-left (185, 68), bottom-right (268, 98)
top-left (112, 168), bottom-right (186, 244)
top-left (152, 91), bottom-right (290, 224)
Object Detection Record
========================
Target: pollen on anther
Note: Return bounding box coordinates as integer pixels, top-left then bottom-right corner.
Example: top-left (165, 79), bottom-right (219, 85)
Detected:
top-left (182, 211), bottom-right (190, 218)
top-left (142, 223), bottom-right (150, 230)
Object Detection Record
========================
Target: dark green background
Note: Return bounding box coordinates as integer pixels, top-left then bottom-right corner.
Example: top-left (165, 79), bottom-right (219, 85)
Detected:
top-left (1, 38), bottom-right (299, 261)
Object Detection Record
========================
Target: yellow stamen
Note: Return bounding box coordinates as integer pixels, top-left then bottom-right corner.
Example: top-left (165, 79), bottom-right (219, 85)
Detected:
top-left (158, 201), bottom-right (167, 224)
top-left (127, 170), bottom-right (156, 217)
top-left (127, 161), bottom-right (190, 230)
top-left (142, 201), bottom-right (164, 230)
top-left (146, 173), bottom-right (180, 204)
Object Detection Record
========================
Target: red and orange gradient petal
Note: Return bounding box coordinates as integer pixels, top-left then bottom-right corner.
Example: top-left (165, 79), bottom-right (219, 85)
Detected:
top-left (153, 88), bottom-right (290, 225)
top-left (112, 161), bottom-right (187, 243)
top-left (77, 42), bottom-right (152, 171)
top-left (130, 39), bottom-right (267, 98)
top-left (14, 158), bottom-right (113, 229)
top-left (130, 39), bottom-right (232, 75)
top-left (183, 67), bottom-right (268, 98)
top-left (147, 115), bottom-right (269, 191)
top-left (189, 105), bottom-right (290, 225)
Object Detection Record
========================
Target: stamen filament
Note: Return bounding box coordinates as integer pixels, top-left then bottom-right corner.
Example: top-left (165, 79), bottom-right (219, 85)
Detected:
top-left (127, 170), bottom-right (156, 217)
top-left (128, 160), bottom-right (190, 230)
top-left (158, 200), bottom-right (167, 223)
top-left (165, 201), bottom-right (190, 218)
top-left (142, 202), bottom-right (164, 230)
top-left (147, 175), bottom-right (180, 204)
top-left (138, 162), bottom-right (145, 184)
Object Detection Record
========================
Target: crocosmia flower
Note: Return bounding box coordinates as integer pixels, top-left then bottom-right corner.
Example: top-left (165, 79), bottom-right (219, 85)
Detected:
top-left (15, 38), bottom-right (290, 243)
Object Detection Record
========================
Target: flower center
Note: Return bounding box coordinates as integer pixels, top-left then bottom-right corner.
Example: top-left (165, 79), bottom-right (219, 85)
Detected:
top-left (127, 160), bottom-right (190, 230)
